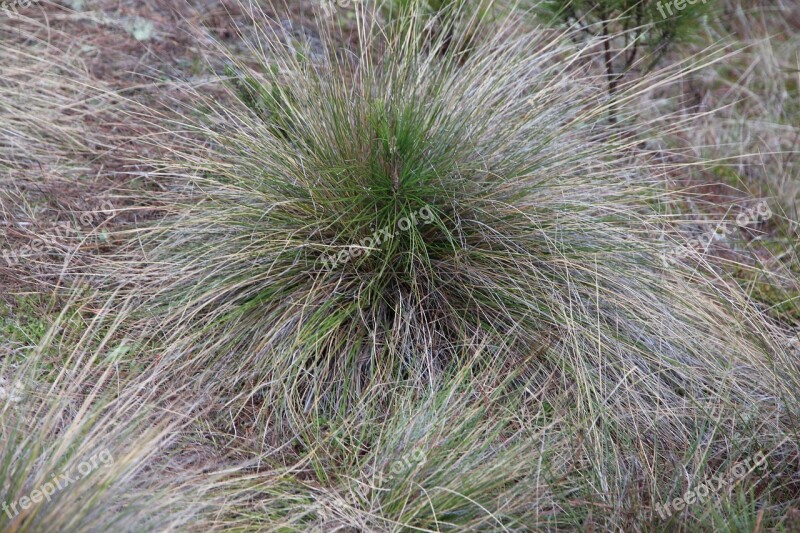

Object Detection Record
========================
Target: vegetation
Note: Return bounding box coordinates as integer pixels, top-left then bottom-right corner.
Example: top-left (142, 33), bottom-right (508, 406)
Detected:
top-left (0, 0), bottom-right (798, 531)
top-left (537, 0), bottom-right (715, 121)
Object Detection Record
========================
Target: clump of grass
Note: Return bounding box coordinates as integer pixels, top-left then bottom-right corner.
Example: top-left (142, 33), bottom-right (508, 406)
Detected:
top-left (129, 3), bottom-right (799, 441)
top-left (198, 358), bottom-right (566, 530)
top-left (0, 292), bottom-right (205, 531)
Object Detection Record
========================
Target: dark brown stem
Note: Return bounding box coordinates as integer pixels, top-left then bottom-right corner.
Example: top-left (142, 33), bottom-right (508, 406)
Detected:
top-left (602, 19), bottom-right (618, 124)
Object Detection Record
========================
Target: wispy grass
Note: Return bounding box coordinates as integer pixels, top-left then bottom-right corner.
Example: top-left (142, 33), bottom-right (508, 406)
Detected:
top-left (116, 1), bottom-right (800, 447)
top-left (0, 291), bottom-right (206, 532)
top-left (2, 0), bottom-right (798, 530)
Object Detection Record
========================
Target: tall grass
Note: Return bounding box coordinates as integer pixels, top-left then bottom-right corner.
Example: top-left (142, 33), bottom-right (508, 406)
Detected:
top-left (0, 291), bottom-right (205, 532)
top-left (123, 1), bottom-right (800, 444)
top-left (4, 0), bottom-right (793, 529)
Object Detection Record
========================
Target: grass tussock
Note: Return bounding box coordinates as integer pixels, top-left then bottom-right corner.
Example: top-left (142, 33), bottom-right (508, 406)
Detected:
top-left (127, 1), bottom-right (798, 436)
top-left (2, 0), bottom-right (799, 530)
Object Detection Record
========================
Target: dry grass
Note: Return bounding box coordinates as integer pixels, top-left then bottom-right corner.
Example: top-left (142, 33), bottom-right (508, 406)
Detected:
top-left (0, 0), bottom-right (798, 531)
top-left (0, 291), bottom-right (209, 531)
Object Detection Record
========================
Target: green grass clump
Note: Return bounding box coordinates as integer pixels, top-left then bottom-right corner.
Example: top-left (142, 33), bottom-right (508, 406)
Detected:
top-left (134, 4), bottom-right (797, 472)
top-left (108, 15), bottom-right (800, 512)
